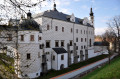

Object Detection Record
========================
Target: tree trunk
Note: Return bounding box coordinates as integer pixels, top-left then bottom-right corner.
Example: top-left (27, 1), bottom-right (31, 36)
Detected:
top-left (114, 37), bottom-right (117, 52)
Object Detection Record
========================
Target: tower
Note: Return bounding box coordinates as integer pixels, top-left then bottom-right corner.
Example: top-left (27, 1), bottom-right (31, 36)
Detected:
top-left (90, 7), bottom-right (94, 26)
top-left (53, 0), bottom-right (57, 11)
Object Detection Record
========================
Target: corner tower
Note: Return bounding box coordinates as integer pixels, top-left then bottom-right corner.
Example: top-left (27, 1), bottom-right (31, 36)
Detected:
top-left (53, 0), bottom-right (57, 11)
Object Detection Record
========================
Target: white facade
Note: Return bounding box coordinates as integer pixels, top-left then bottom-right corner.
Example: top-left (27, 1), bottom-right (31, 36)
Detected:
top-left (17, 31), bottom-right (42, 78)
top-left (51, 50), bottom-right (68, 70)
top-left (0, 5), bottom-right (108, 79)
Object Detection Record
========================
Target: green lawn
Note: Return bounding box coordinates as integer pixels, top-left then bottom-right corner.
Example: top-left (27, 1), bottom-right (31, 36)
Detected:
top-left (0, 53), bottom-right (15, 79)
top-left (37, 55), bottom-right (108, 79)
top-left (81, 56), bottom-right (120, 79)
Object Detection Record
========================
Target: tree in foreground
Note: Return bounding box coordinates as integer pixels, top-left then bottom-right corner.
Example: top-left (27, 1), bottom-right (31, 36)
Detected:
top-left (106, 15), bottom-right (120, 54)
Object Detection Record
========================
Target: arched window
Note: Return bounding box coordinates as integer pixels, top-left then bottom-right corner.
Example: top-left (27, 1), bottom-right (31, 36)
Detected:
top-left (60, 64), bottom-right (64, 70)
top-left (89, 39), bottom-right (91, 47)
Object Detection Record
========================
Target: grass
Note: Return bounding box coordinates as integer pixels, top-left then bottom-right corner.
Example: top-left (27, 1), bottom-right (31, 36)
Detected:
top-left (0, 53), bottom-right (14, 73)
top-left (0, 53), bottom-right (14, 64)
top-left (81, 55), bottom-right (120, 79)
top-left (0, 53), bottom-right (15, 79)
top-left (37, 54), bottom-right (108, 79)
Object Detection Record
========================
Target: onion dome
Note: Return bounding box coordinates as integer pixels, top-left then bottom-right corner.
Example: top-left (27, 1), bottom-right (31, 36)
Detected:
top-left (19, 11), bottom-right (42, 32)
top-left (90, 8), bottom-right (94, 16)
top-left (19, 19), bottom-right (40, 31)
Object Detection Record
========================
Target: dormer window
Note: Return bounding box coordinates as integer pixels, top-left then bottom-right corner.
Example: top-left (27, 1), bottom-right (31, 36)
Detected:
top-left (70, 13), bottom-right (75, 22)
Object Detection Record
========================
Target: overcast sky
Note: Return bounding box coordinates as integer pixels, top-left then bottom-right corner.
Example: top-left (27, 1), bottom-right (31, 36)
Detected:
top-left (32, 0), bottom-right (120, 35)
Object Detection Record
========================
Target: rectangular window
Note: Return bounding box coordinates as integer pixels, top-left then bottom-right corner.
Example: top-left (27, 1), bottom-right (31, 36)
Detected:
top-left (71, 28), bottom-right (73, 33)
top-left (38, 52), bottom-right (40, 58)
top-left (47, 24), bottom-right (50, 30)
top-left (38, 36), bottom-right (41, 40)
top-left (46, 40), bottom-right (50, 48)
top-left (55, 26), bottom-right (58, 31)
top-left (55, 40), bottom-right (59, 47)
top-left (61, 40), bottom-right (64, 47)
top-left (76, 29), bottom-right (78, 33)
top-left (76, 38), bottom-right (78, 42)
top-left (62, 27), bottom-right (64, 32)
top-left (39, 44), bottom-right (42, 49)
top-left (70, 40), bottom-right (73, 46)
top-left (61, 55), bottom-right (64, 60)
top-left (85, 38), bottom-right (86, 42)
top-left (27, 53), bottom-right (30, 59)
top-left (81, 46), bottom-right (83, 49)
top-left (81, 30), bottom-right (82, 34)
top-left (71, 50), bottom-right (73, 53)
top-left (53, 55), bottom-right (55, 60)
top-left (30, 35), bottom-right (34, 41)
top-left (7, 34), bottom-right (12, 41)
top-left (76, 46), bottom-right (78, 50)
top-left (81, 38), bottom-right (83, 42)
top-left (21, 35), bottom-right (24, 41)
top-left (84, 45), bottom-right (86, 49)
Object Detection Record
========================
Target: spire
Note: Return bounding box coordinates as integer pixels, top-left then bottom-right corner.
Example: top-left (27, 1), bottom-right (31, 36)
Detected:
top-left (90, 7), bottom-right (94, 16)
top-left (53, 0), bottom-right (57, 11)
top-left (89, 7), bottom-right (94, 26)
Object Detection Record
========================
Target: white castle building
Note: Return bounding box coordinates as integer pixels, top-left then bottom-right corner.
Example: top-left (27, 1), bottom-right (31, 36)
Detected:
top-left (0, 3), bottom-right (108, 78)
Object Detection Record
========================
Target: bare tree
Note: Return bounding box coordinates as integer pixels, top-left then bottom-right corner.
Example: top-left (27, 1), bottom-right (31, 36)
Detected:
top-left (101, 33), bottom-right (110, 64)
top-left (107, 15), bottom-right (120, 54)
top-left (0, 0), bottom-right (51, 24)
top-left (0, 0), bottom-right (53, 78)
